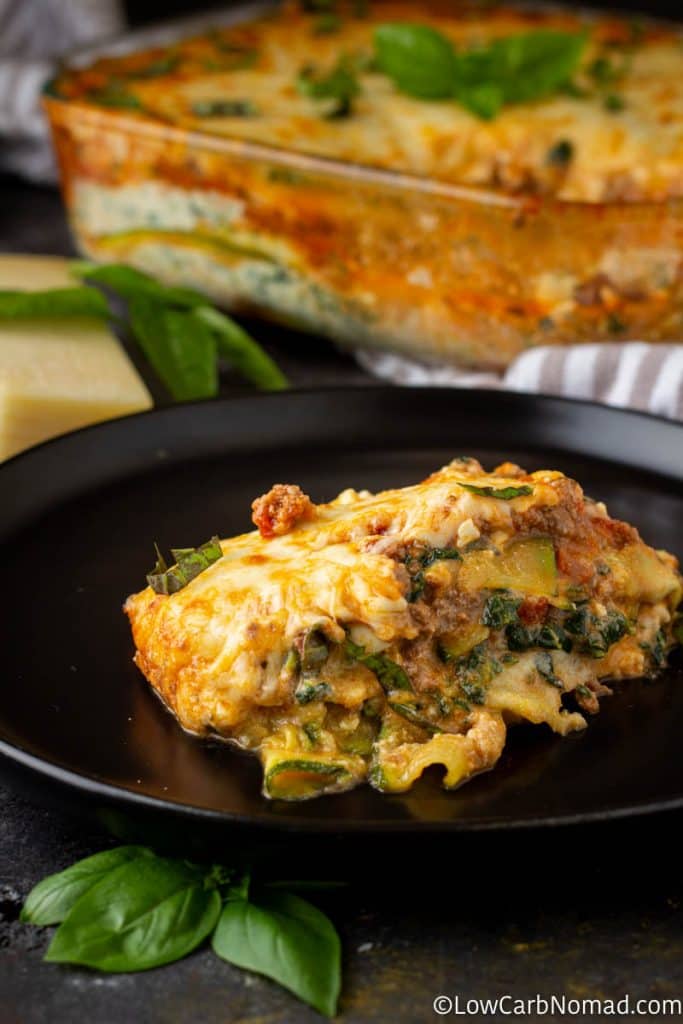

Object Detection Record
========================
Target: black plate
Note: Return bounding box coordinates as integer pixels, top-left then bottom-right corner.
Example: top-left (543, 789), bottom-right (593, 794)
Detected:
top-left (1, 388), bottom-right (682, 841)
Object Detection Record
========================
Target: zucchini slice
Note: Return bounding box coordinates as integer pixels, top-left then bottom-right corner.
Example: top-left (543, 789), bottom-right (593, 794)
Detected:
top-left (264, 758), bottom-right (351, 800)
top-left (459, 537), bottom-right (557, 596)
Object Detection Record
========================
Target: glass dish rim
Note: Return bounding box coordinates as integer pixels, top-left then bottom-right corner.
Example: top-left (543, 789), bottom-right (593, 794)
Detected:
top-left (43, 91), bottom-right (683, 216)
top-left (43, 0), bottom-right (683, 215)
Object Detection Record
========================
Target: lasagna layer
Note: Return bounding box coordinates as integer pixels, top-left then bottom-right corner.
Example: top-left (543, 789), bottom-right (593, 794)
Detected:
top-left (125, 459), bottom-right (682, 800)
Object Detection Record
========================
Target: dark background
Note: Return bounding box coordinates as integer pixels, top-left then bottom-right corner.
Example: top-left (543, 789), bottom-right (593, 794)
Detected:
top-left (2, 2), bottom-right (683, 1022)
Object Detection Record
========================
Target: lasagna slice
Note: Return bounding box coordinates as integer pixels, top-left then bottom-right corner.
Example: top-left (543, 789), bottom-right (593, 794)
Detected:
top-left (125, 459), bottom-right (682, 800)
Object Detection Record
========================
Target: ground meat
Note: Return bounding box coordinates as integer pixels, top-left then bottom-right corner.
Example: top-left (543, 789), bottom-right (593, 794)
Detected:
top-left (251, 484), bottom-right (315, 538)
top-left (590, 514), bottom-right (639, 549)
top-left (399, 634), bottom-right (446, 693)
top-left (402, 586), bottom-right (481, 693)
top-left (512, 476), bottom-right (585, 539)
top-left (555, 540), bottom-right (596, 583)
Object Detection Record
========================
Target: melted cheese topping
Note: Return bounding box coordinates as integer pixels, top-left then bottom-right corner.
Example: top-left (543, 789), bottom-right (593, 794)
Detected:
top-left (56, 2), bottom-right (683, 201)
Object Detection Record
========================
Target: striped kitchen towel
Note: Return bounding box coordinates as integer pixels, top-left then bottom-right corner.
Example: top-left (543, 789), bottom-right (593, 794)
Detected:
top-left (0, 0), bottom-right (124, 181)
top-left (356, 343), bottom-right (683, 421)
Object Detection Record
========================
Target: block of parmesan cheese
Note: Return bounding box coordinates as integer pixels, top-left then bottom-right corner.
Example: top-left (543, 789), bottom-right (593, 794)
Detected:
top-left (0, 254), bottom-right (152, 461)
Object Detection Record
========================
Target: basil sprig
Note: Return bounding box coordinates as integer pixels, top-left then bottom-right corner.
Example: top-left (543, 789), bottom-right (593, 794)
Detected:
top-left (77, 263), bottom-right (288, 396)
top-left (147, 536), bottom-right (223, 594)
top-left (374, 23), bottom-right (587, 119)
top-left (0, 262), bottom-right (288, 400)
top-left (21, 847), bottom-right (341, 1017)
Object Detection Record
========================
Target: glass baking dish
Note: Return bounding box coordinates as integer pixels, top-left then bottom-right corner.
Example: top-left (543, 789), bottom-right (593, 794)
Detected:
top-left (43, 6), bottom-right (683, 371)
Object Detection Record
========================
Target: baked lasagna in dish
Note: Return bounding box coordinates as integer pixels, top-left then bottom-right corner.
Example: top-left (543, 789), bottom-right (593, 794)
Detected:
top-left (125, 459), bottom-right (682, 800)
top-left (46, 2), bottom-right (683, 368)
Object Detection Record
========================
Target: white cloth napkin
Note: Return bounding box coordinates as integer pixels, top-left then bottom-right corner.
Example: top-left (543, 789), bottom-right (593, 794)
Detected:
top-left (356, 343), bottom-right (683, 421)
top-left (0, 0), bottom-right (124, 182)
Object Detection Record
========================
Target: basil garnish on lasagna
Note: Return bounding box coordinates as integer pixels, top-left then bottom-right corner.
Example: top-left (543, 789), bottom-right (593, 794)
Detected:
top-left (125, 459), bottom-right (682, 800)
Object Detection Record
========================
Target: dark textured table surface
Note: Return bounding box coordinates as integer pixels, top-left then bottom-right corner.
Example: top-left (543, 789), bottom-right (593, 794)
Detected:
top-left (2, 175), bottom-right (683, 1024)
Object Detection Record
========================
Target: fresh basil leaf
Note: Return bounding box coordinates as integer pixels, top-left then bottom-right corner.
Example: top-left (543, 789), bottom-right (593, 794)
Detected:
top-left (163, 308), bottom-right (218, 398)
top-left (296, 58), bottom-right (360, 118)
top-left (0, 287), bottom-right (110, 320)
top-left (374, 23), bottom-right (456, 98)
top-left (195, 305), bottom-right (288, 391)
top-left (448, 48), bottom-right (505, 118)
top-left (147, 536), bottom-right (223, 594)
top-left (172, 536), bottom-right (223, 582)
top-left (489, 30), bottom-right (587, 105)
top-left (128, 296), bottom-right (218, 401)
top-left (459, 483), bottom-right (533, 499)
top-left (45, 856), bottom-right (221, 972)
top-left (73, 262), bottom-right (207, 310)
top-left (149, 542), bottom-right (168, 578)
top-left (457, 82), bottom-right (504, 120)
top-left (21, 847), bottom-right (150, 926)
top-left (374, 23), bottom-right (586, 118)
top-left (212, 890), bottom-right (341, 1017)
